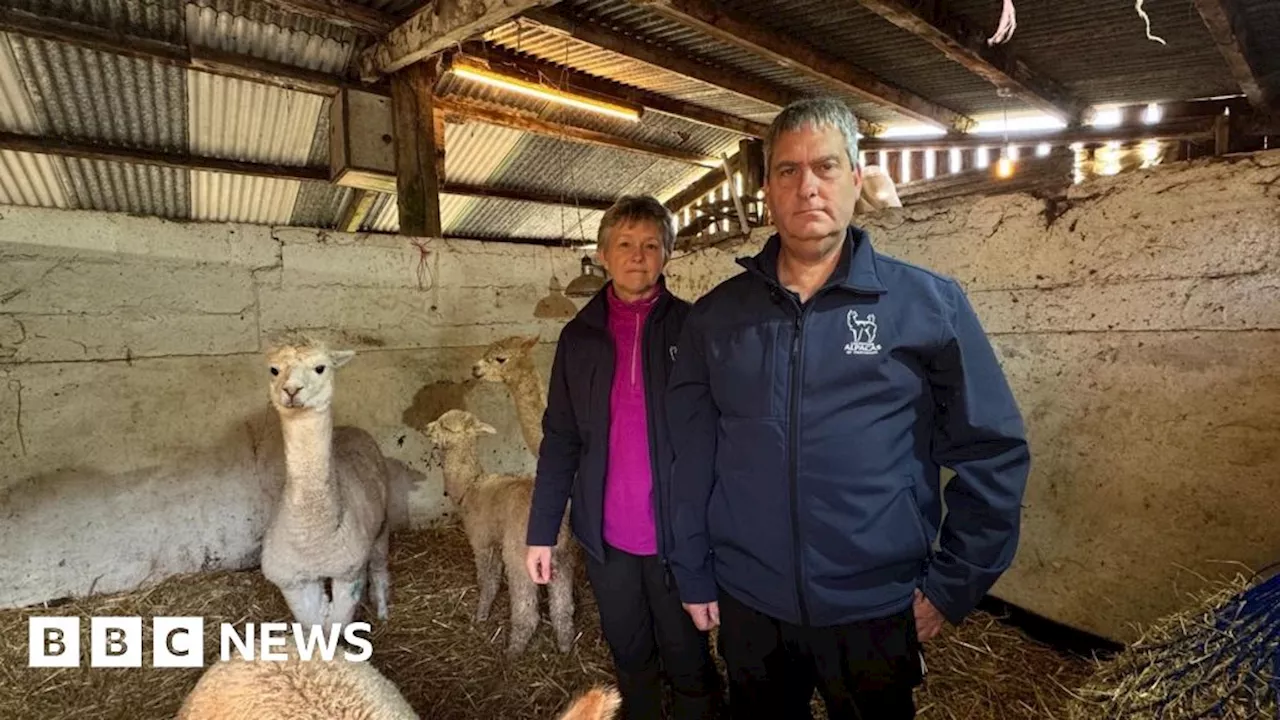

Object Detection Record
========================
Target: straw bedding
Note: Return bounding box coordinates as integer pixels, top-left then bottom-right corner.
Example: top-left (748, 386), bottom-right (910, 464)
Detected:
top-left (0, 524), bottom-right (1093, 719)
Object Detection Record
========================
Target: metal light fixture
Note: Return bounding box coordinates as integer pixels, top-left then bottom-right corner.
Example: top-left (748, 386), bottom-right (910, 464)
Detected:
top-left (534, 274), bottom-right (578, 319)
top-left (450, 56), bottom-right (643, 122)
top-left (564, 255), bottom-right (607, 298)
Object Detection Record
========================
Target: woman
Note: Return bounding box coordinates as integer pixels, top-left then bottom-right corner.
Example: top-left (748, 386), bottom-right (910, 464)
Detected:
top-left (525, 195), bottom-right (722, 719)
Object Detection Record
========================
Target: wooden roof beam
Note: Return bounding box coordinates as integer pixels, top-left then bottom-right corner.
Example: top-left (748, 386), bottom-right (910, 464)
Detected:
top-left (849, 0), bottom-right (1083, 123)
top-left (1193, 0), bottom-right (1271, 113)
top-left (255, 0), bottom-right (399, 35)
top-left (358, 0), bottom-right (560, 79)
top-left (452, 43), bottom-right (769, 137)
top-left (629, 0), bottom-right (975, 131)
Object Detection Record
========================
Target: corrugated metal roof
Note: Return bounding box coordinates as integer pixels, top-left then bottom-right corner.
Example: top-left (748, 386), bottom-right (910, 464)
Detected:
top-left (945, 0), bottom-right (1237, 106)
top-left (343, 0), bottom-right (419, 16)
top-left (292, 181), bottom-right (349, 228)
top-left (1239, 0), bottom-right (1280, 97)
top-left (191, 171), bottom-right (300, 224)
top-left (186, 0), bottom-right (355, 73)
top-left (443, 120), bottom-right (524, 185)
top-left (0, 151), bottom-right (70, 207)
top-left (560, 0), bottom-right (912, 127)
top-left (0, 0), bottom-right (185, 43)
top-left (716, 0), bottom-right (1029, 119)
top-left (485, 20), bottom-right (781, 123)
top-left (361, 191), bottom-right (483, 235)
top-left (7, 36), bottom-right (187, 150)
top-left (187, 70), bottom-right (323, 163)
top-left (61, 157), bottom-right (189, 217)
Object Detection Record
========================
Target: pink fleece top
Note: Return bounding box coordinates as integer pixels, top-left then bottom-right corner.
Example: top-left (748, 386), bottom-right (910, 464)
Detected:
top-left (601, 285), bottom-right (661, 556)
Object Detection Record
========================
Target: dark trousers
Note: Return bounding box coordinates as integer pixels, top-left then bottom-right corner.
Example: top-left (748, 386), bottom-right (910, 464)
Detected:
top-left (585, 544), bottom-right (724, 720)
top-left (717, 589), bottom-right (923, 720)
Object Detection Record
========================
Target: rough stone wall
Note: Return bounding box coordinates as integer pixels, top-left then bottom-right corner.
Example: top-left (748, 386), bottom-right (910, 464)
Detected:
top-left (0, 209), bottom-right (581, 609)
top-left (663, 150), bottom-right (1280, 643)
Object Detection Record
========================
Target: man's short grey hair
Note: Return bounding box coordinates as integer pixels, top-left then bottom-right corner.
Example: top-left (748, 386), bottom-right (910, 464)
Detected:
top-left (597, 194), bottom-right (677, 257)
top-left (764, 97), bottom-right (861, 173)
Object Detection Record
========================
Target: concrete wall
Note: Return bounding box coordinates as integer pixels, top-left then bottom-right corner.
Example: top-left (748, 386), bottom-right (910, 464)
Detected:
top-left (0, 209), bottom-right (583, 609)
top-left (4, 149), bottom-right (1278, 641)
top-left (663, 149), bottom-right (1280, 642)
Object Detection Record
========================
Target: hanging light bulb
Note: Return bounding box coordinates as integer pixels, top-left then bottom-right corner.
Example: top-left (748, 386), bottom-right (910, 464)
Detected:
top-left (996, 154), bottom-right (1015, 178)
top-left (565, 255), bottom-right (607, 298)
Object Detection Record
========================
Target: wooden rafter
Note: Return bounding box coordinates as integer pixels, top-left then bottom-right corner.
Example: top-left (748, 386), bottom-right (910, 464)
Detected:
top-left (849, 0), bottom-right (1082, 122)
top-left (358, 0), bottom-right (559, 79)
top-left (337, 190), bottom-right (379, 232)
top-left (255, 0), bottom-right (399, 35)
top-left (629, 0), bottom-right (975, 131)
top-left (0, 132), bottom-right (616, 212)
top-left (453, 44), bottom-right (769, 137)
top-left (434, 96), bottom-right (721, 167)
top-left (1193, 0), bottom-right (1270, 113)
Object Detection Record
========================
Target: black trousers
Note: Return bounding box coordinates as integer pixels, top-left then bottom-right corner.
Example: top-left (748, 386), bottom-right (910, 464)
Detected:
top-left (717, 589), bottom-right (923, 720)
top-left (585, 544), bottom-right (724, 720)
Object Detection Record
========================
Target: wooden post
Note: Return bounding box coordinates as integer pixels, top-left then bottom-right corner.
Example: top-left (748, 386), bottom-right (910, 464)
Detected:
top-left (1214, 113), bottom-right (1230, 155)
top-left (390, 60), bottom-right (443, 237)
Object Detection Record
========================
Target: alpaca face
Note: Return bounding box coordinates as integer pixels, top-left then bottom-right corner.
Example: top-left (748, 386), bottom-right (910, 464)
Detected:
top-left (424, 409), bottom-right (497, 446)
top-left (265, 343), bottom-right (355, 412)
top-left (471, 336), bottom-right (537, 382)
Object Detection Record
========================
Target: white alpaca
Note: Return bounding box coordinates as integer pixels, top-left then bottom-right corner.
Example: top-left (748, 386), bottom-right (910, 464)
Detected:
top-left (177, 645), bottom-right (620, 720)
top-left (471, 335), bottom-right (545, 457)
top-left (262, 337), bottom-right (393, 633)
top-left (424, 409), bottom-right (575, 658)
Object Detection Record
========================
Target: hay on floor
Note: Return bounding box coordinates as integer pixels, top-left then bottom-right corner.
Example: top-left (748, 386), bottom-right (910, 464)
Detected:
top-left (0, 524), bottom-right (1091, 719)
top-left (1066, 566), bottom-right (1279, 720)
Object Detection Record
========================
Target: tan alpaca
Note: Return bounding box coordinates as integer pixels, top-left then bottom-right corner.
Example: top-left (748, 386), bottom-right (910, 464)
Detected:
top-left (424, 409), bottom-right (575, 658)
top-left (471, 336), bottom-right (545, 457)
top-left (262, 337), bottom-right (393, 633)
top-left (178, 644), bottom-right (620, 719)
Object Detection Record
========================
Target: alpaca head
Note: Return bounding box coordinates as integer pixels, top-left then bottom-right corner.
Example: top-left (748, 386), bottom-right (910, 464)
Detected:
top-left (424, 409), bottom-right (497, 447)
top-left (265, 336), bottom-right (355, 413)
top-left (471, 335), bottom-right (538, 382)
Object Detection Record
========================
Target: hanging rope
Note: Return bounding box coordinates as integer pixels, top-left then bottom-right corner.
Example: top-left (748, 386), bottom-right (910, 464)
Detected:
top-left (987, 0), bottom-right (1016, 45)
top-left (1134, 0), bottom-right (1167, 45)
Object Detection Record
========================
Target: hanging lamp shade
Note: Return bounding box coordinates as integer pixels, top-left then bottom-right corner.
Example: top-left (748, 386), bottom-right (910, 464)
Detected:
top-left (534, 275), bottom-right (578, 319)
top-left (565, 255), bottom-right (607, 298)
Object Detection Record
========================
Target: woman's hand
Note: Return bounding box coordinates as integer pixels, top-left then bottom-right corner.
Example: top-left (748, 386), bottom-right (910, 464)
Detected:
top-left (526, 546), bottom-right (554, 584)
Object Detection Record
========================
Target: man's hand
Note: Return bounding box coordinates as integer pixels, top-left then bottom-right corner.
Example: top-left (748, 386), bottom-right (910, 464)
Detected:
top-left (526, 546), bottom-right (554, 584)
top-left (913, 589), bottom-right (945, 642)
top-left (683, 601), bottom-right (720, 631)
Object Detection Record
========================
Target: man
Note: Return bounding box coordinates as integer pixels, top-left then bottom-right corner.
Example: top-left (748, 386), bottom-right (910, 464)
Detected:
top-left (527, 195), bottom-right (722, 719)
top-left (666, 97), bottom-right (1031, 719)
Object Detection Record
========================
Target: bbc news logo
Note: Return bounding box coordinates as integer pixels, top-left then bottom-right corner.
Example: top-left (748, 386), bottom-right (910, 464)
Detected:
top-left (29, 617), bottom-right (373, 668)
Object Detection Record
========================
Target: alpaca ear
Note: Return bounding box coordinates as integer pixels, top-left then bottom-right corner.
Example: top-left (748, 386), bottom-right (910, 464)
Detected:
top-left (331, 350), bottom-right (356, 367)
top-left (521, 336), bottom-right (538, 349)
top-left (476, 421), bottom-right (497, 435)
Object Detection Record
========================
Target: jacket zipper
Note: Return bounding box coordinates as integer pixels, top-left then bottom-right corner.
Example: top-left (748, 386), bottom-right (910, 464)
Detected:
top-left (639, 302), bottom-right (672, 581)
top-left (631, 311), bottom-right (641, 387)
top-left (788, 304), bottom-right (811, 626)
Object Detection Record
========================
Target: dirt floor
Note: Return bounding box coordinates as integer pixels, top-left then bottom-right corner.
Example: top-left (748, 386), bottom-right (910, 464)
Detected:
top-left (0, 524), bottom-right (1096, 719)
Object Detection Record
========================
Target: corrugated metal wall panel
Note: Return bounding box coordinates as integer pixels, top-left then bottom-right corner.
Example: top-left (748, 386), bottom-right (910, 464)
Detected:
top-left (0, 0), bottom-right (185, 43)
top-left (61, 157), bottom-right (188, 217)
top-left (364, 191), bottom-right (398, 232)
top-left (188, 70), bottom-right (323, 163)
top-left (7, 36), bottom-right (187, 149)
top-left (191, 171), bottom-right (300, 224)
top-left (186, 1), bottom-right (354, 73)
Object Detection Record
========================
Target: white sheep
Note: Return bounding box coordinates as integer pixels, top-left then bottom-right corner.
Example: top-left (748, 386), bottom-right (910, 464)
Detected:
top-left (261, 336), bottom-right (394, 633)
top-left (177, 645), bottom-right (621, 719)
top-left (424, 409), bottom-right (575, 658)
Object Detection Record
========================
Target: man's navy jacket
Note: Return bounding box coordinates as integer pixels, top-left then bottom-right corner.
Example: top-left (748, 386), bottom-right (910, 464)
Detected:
top-left (526, 278), bottom-right (691, 566)
top-left (665, 226), bottom-right (1031, 627)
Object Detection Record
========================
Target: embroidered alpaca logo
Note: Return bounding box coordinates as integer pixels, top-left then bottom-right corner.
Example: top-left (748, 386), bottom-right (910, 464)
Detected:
top-left (669, 345), bottom-right (678, 362)
top-left (845, 310), bottom-right (882, 355)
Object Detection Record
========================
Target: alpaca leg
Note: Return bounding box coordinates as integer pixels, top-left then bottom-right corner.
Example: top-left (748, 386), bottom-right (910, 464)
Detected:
top-left (280, 581), bottom-right (328, 629)
top-left (548, 548), bottom-right (576, 653)
top-left (505, 560), bottom-right (539, 658)
top-left (369, 529), bottom-right (391, 621)
top-left (327, 571), bottom-right (366, 632)
top-left (473, 544), bottom-right (501, 623)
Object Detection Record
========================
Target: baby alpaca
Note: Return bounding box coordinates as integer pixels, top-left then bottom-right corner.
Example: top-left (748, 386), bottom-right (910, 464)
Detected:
top-left (425, 409), bottom-right (575, 658)
top-left (471, 335), bottom-right (545, 457)
top-left (262, 337), bottom-right (393, 633)
top-left (177, 646), bottom-right (620, 720)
